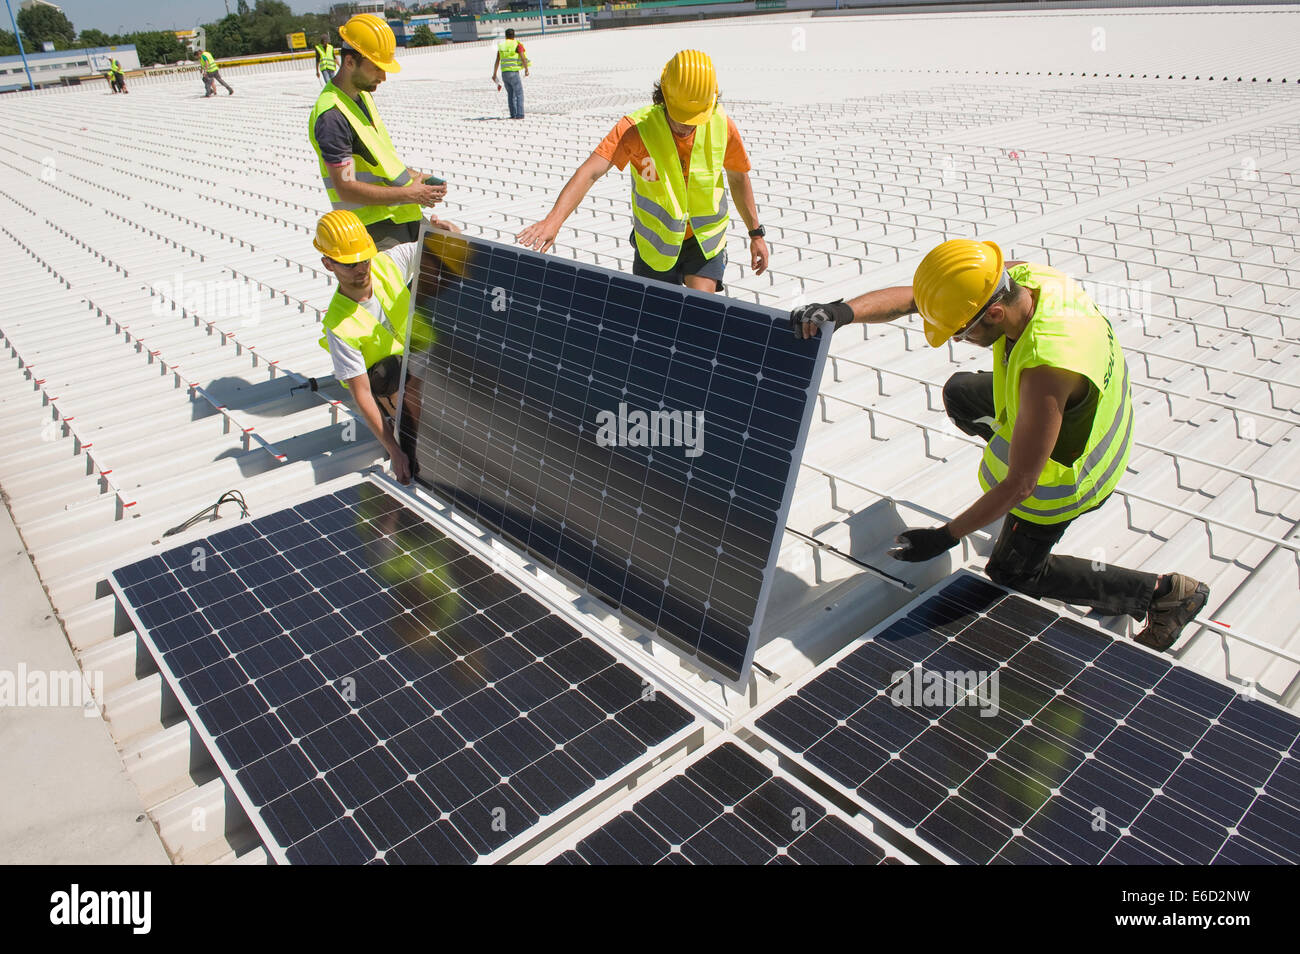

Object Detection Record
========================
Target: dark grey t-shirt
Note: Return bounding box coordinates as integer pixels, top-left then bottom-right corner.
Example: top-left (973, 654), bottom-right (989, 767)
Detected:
top-left (313, 93), bottom-right (377, 167)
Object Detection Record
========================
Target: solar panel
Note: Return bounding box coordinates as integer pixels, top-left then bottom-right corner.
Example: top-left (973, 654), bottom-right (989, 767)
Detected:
top-left (750, 571), bottom-right (1300, 865)
top-left (110, 480), bottom-right (699, 864)
top-left (543, 739), bottom-right (906, 865)
top-left (402, 229), bottom-right (829, 685)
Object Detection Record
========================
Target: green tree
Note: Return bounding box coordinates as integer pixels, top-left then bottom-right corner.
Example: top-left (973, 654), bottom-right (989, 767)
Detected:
top-left (409, 25), bottom-right (436, 47)
top-left (129, 31), bottom-right (189, 66)
top-left (78, 29), bottom-right (114, 48)
top-left (0, 28), bottom-right (20, 56)
top-left (16, 5), bottom-right (76, 49)
top-left (207, 14), bottom-right (251, 57)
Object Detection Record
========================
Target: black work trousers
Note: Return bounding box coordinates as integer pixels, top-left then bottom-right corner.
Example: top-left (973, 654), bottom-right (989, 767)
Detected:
top-left (942, 371), bottom-right (1157, 619)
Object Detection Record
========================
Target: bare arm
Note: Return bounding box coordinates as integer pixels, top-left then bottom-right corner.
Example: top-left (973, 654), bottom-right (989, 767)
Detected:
top-left (516, 152), bottom-right (613, 252)
top-left (944, 365), bottom-right (1077, 539)
top-left (329, 159), bottom-right (445, 207)
top-left (492, 51), bottom-right (500, 80)
top-left (726, 169), bottom-right (768, 277)
top-left (347, 372), bottom-right (410, 483)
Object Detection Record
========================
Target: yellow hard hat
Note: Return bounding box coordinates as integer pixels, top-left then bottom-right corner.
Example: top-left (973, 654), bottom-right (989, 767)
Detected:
top-left (313, 210), bottom-right (377, 264)
top-left (660, 50), bottom-right (717, 126)
top-left (339, 13), bottom-right (401, 73)
top-left (913, 239), bottom-right (1006, 347)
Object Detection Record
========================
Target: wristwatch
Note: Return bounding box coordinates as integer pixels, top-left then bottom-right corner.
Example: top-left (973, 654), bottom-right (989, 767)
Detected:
top-left (748, 226), bottom-right (766, 238)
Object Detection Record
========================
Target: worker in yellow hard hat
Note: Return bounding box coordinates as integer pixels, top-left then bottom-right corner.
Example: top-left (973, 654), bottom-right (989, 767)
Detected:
top-left (309, 14), bottom-right (450, 251)
top-left (517, 49), bottom-right (769, 294)
top-left (790, 240), bottom-right (1209, 653)
top-left (314, 209), bottom-right (432, 484)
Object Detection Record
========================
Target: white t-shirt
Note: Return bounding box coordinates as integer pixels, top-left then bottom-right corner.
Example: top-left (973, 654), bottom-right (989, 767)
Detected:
top-left (325, 241), bottom-right (420, 382)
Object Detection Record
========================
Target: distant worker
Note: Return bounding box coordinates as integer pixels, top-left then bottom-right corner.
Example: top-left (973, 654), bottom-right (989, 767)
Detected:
top-left (309, 13), bottom-right (447, 251)
top-left (491, 28), bottom-right (530, 119)
top-left (791, 240), bottom-right (1209, 652)
top-left (517, 50), bottom-right (769, 294)
top-left (108, 59), bottom-right (127, 94)
top-left (199, 50), bottom-right (234, 96)
top-left (314, 210), bottom-right (430, 484)
top-left (315, 34), bottom-right (338, 87)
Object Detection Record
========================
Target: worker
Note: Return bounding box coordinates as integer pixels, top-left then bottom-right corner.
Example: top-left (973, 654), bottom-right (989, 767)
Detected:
top-left (309, 13), bottom-right (447, 251)
top-left (199, 50), bottom-right (234, 96)
top-left (790, 239), bottom-right (1209, 652)
top-left (517, 49), bottom-right (769, 294)
top-left (315, 34), bottom-right (338, 87)
top-left (314, 210), bottom-right (435, 485)
top-left (490, 28), bottom-right (530, 119)
top-left (109, 59), bottom-right (127, 94)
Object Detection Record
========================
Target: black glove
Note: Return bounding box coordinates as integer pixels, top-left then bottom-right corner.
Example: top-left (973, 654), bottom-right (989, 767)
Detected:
top-left (790, 300), bottom-right (853, 339)
top-left (889, 526), bottom-right (959, 563)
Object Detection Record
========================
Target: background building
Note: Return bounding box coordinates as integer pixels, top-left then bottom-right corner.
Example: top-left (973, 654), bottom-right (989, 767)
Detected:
top-left (0, 45), bottom-right (139, 93)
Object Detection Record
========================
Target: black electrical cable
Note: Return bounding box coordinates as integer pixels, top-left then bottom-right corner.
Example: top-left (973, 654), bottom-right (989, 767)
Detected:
top-left (162, 490), bottom-right (250, 538)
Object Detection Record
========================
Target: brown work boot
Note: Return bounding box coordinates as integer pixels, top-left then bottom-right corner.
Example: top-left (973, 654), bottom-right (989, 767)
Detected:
top-left (1135, 574), bottom-right (1209, 652)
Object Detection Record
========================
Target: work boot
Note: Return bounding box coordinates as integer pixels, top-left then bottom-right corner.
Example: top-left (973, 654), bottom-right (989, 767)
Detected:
top-left (1135, 573), bottom-right (1209, 652)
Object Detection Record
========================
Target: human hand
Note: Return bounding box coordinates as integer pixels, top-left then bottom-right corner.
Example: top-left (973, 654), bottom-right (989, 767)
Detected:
top-left (407, 181), bottom-right (447, 207)
top-left (889, 526), bottom-right (958, 562)
top-left (789, 300), bottom-right (853, 339)
top-left (516, 219), bottom-right (559, 253)
top-left (750, 236), bottom-right (769, 276)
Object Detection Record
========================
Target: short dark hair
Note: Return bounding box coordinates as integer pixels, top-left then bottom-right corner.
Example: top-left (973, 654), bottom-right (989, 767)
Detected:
top-left (339, 48), bottom-right (364, 69)
top-left (505, 28), bottom-right (515, 38)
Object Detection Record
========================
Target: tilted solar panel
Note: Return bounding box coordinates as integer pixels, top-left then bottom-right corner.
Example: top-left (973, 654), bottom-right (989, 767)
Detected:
top-left (544, 739), bottom-right (906, 865)
top-left (403, 229), bottom-right (829, 685)
top-left (111, 481), bottom-right (698, 864)
top-left (750, 571), bottom-right (1300, 864)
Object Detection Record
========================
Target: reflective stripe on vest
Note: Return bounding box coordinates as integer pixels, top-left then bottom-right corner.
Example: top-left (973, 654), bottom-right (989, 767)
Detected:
top-left (200, 53), bottom-right (217, 73)
top-left (628, 103), bottom-right (729, 270)
top-left (976, 263), bottom-right (1134, 525)
top-left (308, 84), bottom-right (421, 228)
top-left (317, 252), bottom-right (431, 386)
top-left (498, 39), bottom-right (522, 72)
top-left (315, 44), bottom-right (337, 71)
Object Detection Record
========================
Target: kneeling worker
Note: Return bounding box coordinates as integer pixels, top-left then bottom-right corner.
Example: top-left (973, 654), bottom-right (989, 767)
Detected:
top-left (517, 50), bottom-right (768, 293)
top-left (791, 239), bottom-right (1209, 652)
top-left (314, 210), bottom-right (431, 484)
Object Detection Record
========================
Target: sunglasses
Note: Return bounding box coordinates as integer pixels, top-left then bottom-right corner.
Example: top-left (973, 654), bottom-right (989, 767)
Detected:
top-left (330, 258), bottom-right (370, 271)
top-left (952, 272), bottom-right (1010, 341)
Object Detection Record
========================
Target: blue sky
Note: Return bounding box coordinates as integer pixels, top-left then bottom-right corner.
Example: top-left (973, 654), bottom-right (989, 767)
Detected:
top-left (35, 1), bottom-right (327, 34)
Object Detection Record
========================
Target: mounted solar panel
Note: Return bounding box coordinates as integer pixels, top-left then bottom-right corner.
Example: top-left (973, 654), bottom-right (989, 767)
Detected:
top-left (748, 571), bottom-right (1300, 865)
top-left (110, 480), bottom-right (700, 864)
top-left (543, 738), bottom-right (907, 865)
top-left (403, 229), bottom-right (830, 686)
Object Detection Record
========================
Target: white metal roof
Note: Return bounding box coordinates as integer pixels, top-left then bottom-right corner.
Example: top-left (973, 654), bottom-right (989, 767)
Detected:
top-left (1, 6), bottom-right (1298, 864)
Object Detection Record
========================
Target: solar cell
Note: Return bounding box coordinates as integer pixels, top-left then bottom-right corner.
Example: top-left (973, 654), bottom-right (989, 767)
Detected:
top-left (402, 229), bottom-right (829, 685)
top-left (542, 740), bottom-right (906, 865)
top-left (112, 480), bottom-right (698, 864)
top-left (751, 571), bottom-right (1300, 865)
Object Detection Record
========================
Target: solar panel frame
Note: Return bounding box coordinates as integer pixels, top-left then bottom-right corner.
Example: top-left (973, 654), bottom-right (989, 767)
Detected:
top-left (110, 476), bottom-right (710, 865)
top-left (534, 735), bottom-right (910, 865)
top-left (744, 569), bottom-right (1300, 865)
top-left (396, 225), bottom-right (831, 688)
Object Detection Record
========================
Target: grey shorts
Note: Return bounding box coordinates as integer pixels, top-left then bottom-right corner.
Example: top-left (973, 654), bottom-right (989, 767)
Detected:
top-left (367, 218), bottom-right (422, 251)
top-left (630, 231), bottom-right (727, 290)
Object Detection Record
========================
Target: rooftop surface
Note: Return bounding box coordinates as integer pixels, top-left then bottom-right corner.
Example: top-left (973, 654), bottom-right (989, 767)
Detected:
top-left (1, 6), bottom-right (1298, 863)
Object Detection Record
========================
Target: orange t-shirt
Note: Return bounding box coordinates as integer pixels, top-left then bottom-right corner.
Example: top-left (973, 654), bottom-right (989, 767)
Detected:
top-left (594, 112), bottom-right (751, 238)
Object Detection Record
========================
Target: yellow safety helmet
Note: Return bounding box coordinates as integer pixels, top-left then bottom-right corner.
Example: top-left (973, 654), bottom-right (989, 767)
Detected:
top-left (660, 50), bottom-right (717, 126)
top-left (339, 13), bottom-right (401, 73)
top-left (314, 210), bottom-right (377, 264)
top-left (912, 239), bottom-right (1006, 347)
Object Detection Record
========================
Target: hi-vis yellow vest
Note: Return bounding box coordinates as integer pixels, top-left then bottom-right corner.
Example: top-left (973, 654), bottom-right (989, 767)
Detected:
top-left (199, 52), bottom-right (217, 73)
top-left (308, 84), bottom-right (421, 228)
top-left (498, 39), bottom-right (522, 71)
top-left (315, 43), bottom-right (337, 71)
top-left (978, 263), bottom-right (1134, 525)
top-left (318, 252), bottom-right (430, 385)
top-left (628, 103), bottom-right (729, 270)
